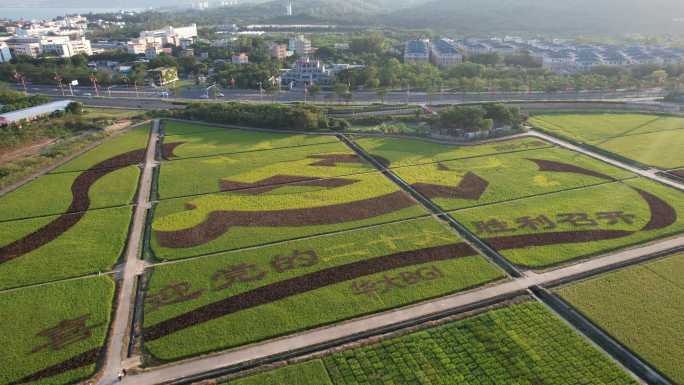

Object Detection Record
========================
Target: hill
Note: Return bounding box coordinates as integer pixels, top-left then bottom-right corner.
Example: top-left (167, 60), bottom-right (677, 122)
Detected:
top-left (383, 0), bottom-right (684, 35)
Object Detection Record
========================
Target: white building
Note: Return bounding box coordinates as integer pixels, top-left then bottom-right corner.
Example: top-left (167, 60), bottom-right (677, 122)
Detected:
top-left (139, 24), bottom-right (197, 47)
top-left (281, 57), bottom-right (361, 87)
top-left (404, 39), bottom-right (430, 64)
top-left (289, 35), bottom-right (312, 56)
top-left (40, 36), bottom-right (92, 58)
top-left (6, 37), bottom-right (42, 58)
top-left (430, 38), bottom-right (463, 68)
top-left (0, 42), bottom-right (12, 63)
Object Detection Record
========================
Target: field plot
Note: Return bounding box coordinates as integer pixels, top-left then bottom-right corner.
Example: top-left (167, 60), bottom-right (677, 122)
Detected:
top-left (158, 141), bottom-right (375, 199)
top-left (227, 360), bottom-right (331, 385)
top-left (0, 277), bottom-right (115, 385)
top-left (51, 123), bottom-right (150, 173)
top-left (392, 146), bottom-right (634, 211)
top-left (161, 120), bottom-right (338, 159)
top-left (353, 136), bottom-right (551, 167)
top-left (529, 113), bottom-right (684, 169)
top-left (150, 172), bottom-right (428, 260)
top-left (453, 177), bottom-right (684, 268)
top-left (0, 165), bottom-right (139, 222)
top-left (142, 217), bottom-right (504, 361)
top-left (227, 302), bottom-right (637, 385)
top-left (0, 206), bottom-right (132, 290)
top-left (557, 252), bottom-right (684, 384)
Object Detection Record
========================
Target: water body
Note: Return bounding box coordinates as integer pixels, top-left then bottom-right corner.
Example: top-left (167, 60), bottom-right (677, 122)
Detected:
top-left (0, 7), bottom-right (136, 20)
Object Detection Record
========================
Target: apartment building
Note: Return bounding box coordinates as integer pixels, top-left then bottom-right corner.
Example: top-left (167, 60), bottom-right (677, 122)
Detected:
top-left (404, 39), bottom-right (430, 64)
top-left (430, 38), bottom-right (463, 68)
top-left (269, 43), bottom-right (288, 60)
top-left (289, 35), bottom-right (313, 56)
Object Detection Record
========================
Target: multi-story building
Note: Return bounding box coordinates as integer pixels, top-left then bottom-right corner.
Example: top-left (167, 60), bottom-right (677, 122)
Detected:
top-left (145, 45), bottom-right (164, 59)
top-left (288, 35), bottom-right (312, 56)
top-left (281, 58), bottom-right (363, 87)
top-left (269, 43), bottom-right (288, 60)
top-left (404, 39), bottom-right (430, 64)
top-left (40, 36), bottom-right (92, 57)
top-left (0, 42), bottom-right (12, 63)
top-left (430, 38), bottom-right (463, 68)
top-left (232, 53), bottom-right (249, 64)
top-left (7, 38), bottom-right (42, 58)
top-left (137, 24), bottom-right (198, 48)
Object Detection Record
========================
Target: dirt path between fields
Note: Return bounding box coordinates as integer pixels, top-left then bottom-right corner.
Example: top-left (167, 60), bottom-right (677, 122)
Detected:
top-left (0, 139), bottom-right (56, 166)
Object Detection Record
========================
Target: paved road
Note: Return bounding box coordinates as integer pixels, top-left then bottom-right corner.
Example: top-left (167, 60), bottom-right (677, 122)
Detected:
top-left (119, 235), bottom-right (684, 385)
top-left (21, 83), bottom-right (666, 105)
top-left (99, 120), bottom-right (159, 385)
top-left (527, 130), bottom-right (684, 191)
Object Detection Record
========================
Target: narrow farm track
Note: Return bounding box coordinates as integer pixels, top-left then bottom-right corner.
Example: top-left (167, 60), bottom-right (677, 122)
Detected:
top-left (118, 235), bottom-right (684, 385)
top-left (98, 120), bottom-right (160, 385)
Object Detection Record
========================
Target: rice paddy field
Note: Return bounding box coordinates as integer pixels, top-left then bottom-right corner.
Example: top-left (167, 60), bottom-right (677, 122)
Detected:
top-left (0, 277), bottom-right (115, 385)
top-left (557, 252), bottom-right (684, 384)
top-left (6, 116), bottom-right (683, 384)
top-left (225, 302), bottom-right (638, 385)
top-left (143, 217), bottom-right (504, 361)
top-left (149, 171), bottom-right (428, 260)
top-left (0, 125), bottom-right (149, 290)
top-left (353, 136), bottom-right (551, 167)
top-left (157, 141), bottom-right (375, 199)
top-left (453, 178), bottom-right (684, 268)
top-left (529, 113), bottom-right (684, 169)
top-left (161, 120), bottom-right (338, 159)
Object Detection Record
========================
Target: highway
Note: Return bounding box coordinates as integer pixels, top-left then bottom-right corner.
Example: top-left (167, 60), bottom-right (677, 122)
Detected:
top-left (17, 83), bottom-right (667, 107)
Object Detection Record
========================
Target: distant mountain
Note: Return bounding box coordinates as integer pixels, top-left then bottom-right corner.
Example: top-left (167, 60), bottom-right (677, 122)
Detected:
top-left (383, 0), bottom-right (684, 35)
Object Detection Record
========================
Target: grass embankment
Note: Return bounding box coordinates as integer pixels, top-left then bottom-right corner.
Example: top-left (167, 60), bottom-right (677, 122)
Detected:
top-left (529, 113), bottom-right (684, 169)
top-left (143, 217), bottom-right (503, 361)
top-left (0, 277), bottom-right (115, 385)
top-left (557, 252), bottom-right (684, 383)
top-left (228, 302), bottom-right (637, 385)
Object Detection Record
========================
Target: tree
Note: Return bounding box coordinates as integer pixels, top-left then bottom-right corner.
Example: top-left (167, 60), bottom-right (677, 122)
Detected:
top-left (376, 88), bottom-right (388, 104)
top-left (65, 102), bottom-right (83, 115)
top-left (308, 84), bottom-right (321, 103)
top-left (350, 32), bottom-right (386, 55)
top-left (468, 53), bottom-right (503, 66)
top-left (334, 82), bottom-right (349, 102)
